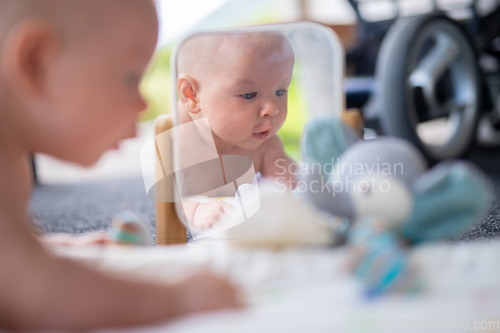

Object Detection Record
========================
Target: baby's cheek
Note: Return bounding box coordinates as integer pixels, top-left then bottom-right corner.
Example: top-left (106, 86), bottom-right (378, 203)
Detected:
top-left (213, 114), bottom-right (247, 137)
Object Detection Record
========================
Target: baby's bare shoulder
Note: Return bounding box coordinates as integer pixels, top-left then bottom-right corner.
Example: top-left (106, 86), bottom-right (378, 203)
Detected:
top-left (260, 135), bottom-right (294, 177)
top-left (260, 135), bottom-right (285, 156)
top-left (0, 153), bottom-right (38, 253)
top-left (0, 154), bottom-right (45, 318)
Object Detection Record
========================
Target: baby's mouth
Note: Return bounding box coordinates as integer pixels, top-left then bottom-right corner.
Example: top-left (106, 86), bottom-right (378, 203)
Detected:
top-left (252, 131), bottom-right (270, 140)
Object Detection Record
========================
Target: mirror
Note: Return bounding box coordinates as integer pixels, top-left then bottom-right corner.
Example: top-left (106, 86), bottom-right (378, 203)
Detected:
top-left (167, 22), bottom-right (344, 240)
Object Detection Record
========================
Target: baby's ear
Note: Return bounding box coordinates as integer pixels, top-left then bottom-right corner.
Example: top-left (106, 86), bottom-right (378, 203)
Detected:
top-left (177, 74), bottom-right (201, 114)
top-left (1, 19), bottom-right (59, 95)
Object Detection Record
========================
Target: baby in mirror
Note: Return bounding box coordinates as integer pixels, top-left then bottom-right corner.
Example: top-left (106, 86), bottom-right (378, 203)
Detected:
top-left (176, 32), bottom-right (297, 229)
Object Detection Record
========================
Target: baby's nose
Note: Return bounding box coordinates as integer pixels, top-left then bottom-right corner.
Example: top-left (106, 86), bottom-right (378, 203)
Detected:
top-left (260, 101), bottom-right (279, 117)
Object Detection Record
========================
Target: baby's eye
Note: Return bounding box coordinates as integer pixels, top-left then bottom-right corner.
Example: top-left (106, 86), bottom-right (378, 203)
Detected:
top-left (241, 92), bottom-right (257, 100)
top-left (276, 89), bottom-right (287, 96)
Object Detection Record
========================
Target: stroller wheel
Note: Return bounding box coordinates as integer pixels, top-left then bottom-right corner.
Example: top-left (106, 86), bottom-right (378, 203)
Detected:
top-left (376, 14), bottom-right (481, 163)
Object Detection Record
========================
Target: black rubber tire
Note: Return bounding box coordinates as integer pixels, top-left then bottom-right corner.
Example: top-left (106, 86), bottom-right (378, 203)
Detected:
top-left (376, 14), bottom-right (481, 164)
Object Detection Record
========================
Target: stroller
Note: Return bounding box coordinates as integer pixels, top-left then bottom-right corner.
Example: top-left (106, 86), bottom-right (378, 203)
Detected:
top-left (344, 0), bottom-right (500, 163)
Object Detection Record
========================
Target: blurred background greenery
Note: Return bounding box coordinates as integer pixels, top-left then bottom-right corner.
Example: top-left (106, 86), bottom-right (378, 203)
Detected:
top-left (139, 48), bottom-right (172, 123)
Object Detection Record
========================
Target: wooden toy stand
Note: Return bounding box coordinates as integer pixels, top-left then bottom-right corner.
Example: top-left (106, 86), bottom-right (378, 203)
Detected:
top-left (154, 114), bottom-right (187, 245)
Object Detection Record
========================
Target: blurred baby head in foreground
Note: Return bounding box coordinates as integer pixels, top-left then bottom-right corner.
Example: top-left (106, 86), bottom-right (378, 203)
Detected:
top-left (0, 0), bottom-right (158, 165)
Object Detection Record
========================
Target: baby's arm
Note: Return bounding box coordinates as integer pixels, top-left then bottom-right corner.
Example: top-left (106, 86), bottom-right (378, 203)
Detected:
top-left (260, 135), bottom-right (297, 191)
top-left (0, 206), bottom-right (240, 330)
top-left (41, 231), bottom-right (110, 246)
top-left (182, 200), bottom-right (233, 229)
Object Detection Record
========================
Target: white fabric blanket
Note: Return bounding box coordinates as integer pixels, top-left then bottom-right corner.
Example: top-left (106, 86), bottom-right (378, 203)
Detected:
top-left (46, 239), bottom-right (500, 333)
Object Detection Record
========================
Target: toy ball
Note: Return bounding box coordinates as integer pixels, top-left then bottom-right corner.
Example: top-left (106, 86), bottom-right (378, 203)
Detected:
top-left (109, 211), bottom-right (151, 246)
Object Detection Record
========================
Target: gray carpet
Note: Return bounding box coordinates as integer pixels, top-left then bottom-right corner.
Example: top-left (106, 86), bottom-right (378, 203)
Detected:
top-left (30, 175), bottom-right (157, 242)
top-left (452, 172), bottom-right (500, 241)
top-left (30, 163), bottom-right (500, 243)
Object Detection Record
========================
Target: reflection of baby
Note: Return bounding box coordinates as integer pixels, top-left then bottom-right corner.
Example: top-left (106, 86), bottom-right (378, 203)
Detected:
top-left (177, 32), bottom-right (297, 229)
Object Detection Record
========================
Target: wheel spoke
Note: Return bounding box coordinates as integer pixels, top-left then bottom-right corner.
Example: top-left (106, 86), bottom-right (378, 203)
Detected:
top-left (409, 32), bottom-right (460, 118)
top-left (442, 99), bottom-right (465, 116)
top-left (447, 109), bottom-right (462, 138)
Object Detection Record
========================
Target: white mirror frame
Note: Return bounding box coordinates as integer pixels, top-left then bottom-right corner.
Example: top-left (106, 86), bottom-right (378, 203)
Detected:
top-left (169, 21), bottom-right (345, 231)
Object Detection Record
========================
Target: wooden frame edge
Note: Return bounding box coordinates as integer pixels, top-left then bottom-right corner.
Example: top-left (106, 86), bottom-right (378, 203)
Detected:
top-left (154, 114), bottom-right (187, 245)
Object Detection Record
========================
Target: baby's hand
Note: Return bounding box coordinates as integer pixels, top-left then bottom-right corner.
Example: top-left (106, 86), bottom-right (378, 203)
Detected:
top-left (41, 232), bottom-right (109, 247)
top-left (174, 272), bottom-right (242, 315)
top-left (192, 200), bottom-right (233, 229)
